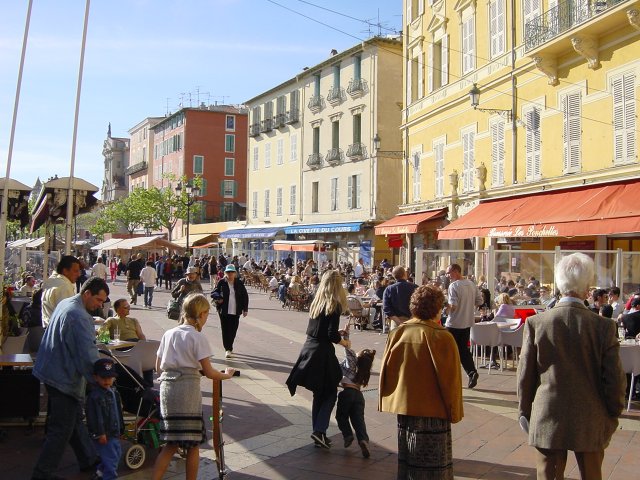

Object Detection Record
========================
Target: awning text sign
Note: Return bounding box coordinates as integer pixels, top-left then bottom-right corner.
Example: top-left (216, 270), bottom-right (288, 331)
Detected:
top-left (376, 225), bottom-right (415, 235)
top-left (487, 225), bottom-right (559, 238)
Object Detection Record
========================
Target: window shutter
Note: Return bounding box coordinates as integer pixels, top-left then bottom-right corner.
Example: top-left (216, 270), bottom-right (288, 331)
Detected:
top-left (417, 49), bottom-right (424, 98)
top-left (406, 59), bottom-right (412, 105)
top-left (419, 0), bottom-right (425, 15)
top-left (427, 43), bottom-right (434, 92)
top-left (406, 0), bottom-right (412, 23)
top-left (435, 143), bottom-right (444, 197)
top-left (468, 18), bottom-right (475, 72)
top-left (441, 35), bottom-right (448, 86)
top-left (563, 92), bottom-right (581, 173)
top-left (491, 120), bottom-right (504, 186)
top-left (490, 1), bottom-right (498, 58)
top-left (232, 180), bottom-right (236, 198)
top-left (290, 134), bottom-right (297, 162)
top-left (462, 131), bottom-right (475, 192)
top-left (347, 176), bottom-right (353, 209)
top-left (356, 175), bottom-right (362, 208)
top-left (613, 73), bottom-right (637, 164)
top-left (624, 73), bottom-right (636, 163)
top-left (497, 1), bottom-right (505, 55)
top-left (330, 179), bottom-right (336, 210)
top-left (525, 108), bottom-right (542, 180)
top-left (413, 154), bottom-right (421, 201)
top-left (220, 180), bottom-right (225, 196)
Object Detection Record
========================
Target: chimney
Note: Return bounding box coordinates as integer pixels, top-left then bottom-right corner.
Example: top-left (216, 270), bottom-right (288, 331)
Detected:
top-left (330, 49), bottom-right (338, 56)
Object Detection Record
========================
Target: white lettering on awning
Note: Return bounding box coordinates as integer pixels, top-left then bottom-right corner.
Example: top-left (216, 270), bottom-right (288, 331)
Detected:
top-left (488, 225), bottom-right (559, 238)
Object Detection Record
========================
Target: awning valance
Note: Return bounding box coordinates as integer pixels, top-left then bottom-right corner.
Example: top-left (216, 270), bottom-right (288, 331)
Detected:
top-left (91, 238), bottom-right (125, 251)
top-left (101, 235), bottom-right (183, 251)
top-left (172, 233), bottom-right (216, 247)
top-left (375, 209), bottom-right (448, 235)
top-left (438, 180), bottom-right (640, 240)
top-left (284, 222), bottom-right (362, 235)
top-left (219, 226), bottom-right (283, 239)
top-left (272, 240), bottom-right (325, 252)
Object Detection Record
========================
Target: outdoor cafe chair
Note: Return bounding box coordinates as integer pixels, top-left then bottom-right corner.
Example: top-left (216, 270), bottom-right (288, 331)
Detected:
top-left (619, 344), bottom-right (640, 411)
top-left (470, 323), bottom-right (502, 374)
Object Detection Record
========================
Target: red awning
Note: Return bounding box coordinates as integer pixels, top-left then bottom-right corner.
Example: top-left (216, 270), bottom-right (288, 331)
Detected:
top-left (438, 180), bottom-right (640, 239)
top-left (375, 208), bottom-right (448, 236)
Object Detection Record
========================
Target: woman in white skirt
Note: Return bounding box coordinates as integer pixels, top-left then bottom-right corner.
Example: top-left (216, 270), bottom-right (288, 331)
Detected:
top-left (152, 293), bottom-right (235, 480)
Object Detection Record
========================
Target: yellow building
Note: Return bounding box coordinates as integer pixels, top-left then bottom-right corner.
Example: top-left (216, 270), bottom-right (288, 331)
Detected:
top-left (127, 117), bottom-right (162, 191)
top-left (400, 0), bottom-right (640, 279)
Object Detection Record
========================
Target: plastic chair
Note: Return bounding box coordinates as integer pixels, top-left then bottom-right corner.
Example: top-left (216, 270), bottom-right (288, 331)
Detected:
top-left (470, 323), bottom-right (502, 374)
top-left (113, 340), bottom-right (160, 378)
top-left (499, 324), bottom-right (525, 370)
top-left (1, 328), bottom-right (29, 354)
top-left (346, 296), bottom-right (370, 330)
top-left (619, 345), bottom-right (640, 411)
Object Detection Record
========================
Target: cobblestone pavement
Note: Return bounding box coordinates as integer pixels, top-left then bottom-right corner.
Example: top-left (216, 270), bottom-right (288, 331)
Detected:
top-left (2, 278), bottom-right (639, 479)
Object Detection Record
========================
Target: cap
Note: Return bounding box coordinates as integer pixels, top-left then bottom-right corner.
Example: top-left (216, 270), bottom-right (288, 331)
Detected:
top-left (225, 265), bottom-right (237, 273)
top-left (94, 358), bottom-right (118, 378)
top-left (186, 266), bottom-right (198, 274)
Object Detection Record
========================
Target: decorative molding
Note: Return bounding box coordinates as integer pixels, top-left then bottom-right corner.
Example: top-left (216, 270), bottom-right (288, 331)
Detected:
top-left (571, 35), bottom-right (600, 70)
top-left (628, 8), bottom-right (640, 31)
top-left (426, 14), bottom-right (448, 35)
top-left (453, 0), bottom-right (476, 15)
top-left (329, 112), bottom-right (343, 122)
top-left (349, 104), bottom-right (366, 116)
top-left (532, 55), bottom-right (559, 86)
top-left (310, 119), bottom-right (323, 128)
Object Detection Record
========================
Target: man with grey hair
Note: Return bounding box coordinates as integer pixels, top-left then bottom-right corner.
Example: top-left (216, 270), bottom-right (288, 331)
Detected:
top-left (382, 266), bottom-right (417, 331)
top-left (518, 253), bottom-right (625, 480)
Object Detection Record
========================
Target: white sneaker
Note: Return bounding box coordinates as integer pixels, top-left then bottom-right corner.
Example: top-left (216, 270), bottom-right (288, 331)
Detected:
top-left (225, 350), bottom-right (232, 358)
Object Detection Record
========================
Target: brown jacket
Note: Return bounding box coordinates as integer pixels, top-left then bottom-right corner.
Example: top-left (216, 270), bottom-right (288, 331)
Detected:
top-left (517, 300), bottom-right (625, 451)
top-left (379, 318), bottom-right (463, 423)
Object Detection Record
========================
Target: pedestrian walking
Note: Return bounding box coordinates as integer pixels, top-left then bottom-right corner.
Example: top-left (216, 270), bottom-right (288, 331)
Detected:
top-left (286, 270), bottom-right (351, 449)
top-left (140, 260), bottom-right (157, 308)
top-left (211, 265), bottom-right (249, 358)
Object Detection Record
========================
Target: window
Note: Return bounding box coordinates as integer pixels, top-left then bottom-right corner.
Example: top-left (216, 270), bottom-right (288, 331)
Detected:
top-left (265, 142), bottom-right (271, 168)
top-left (330, 177), bottom-right (339, 211)
top-left (347, 174), bottom-right (361, 209)
top-left (252, 106), bottom-right (261, 126)
top-left (276, 95), bottom-right (286, 117)
top-left (142, 146), bottom-right (146, 163)
top-left (252, 191), bottom-right (258, 218)
top-left (264, 101), bottom-right (273, 121)
top-left (333, 64), bottom-right (340, 88)
top-left (408, 47), bottom-right (423, 103)
top-left (290, 134), bottom-right (298, 162)
top-left (252, 146), bottom-right (259, 171)
top-left (406, 0), bottom-right (424, 23)
top-left (462, 16), bottom-right (475, 74)
top-left (462, 129), bottom-right (475, 192)
top-left (276, 187), bottom-right (283, 216)
top-left (612, 72), bottom-right (636, 164)
top-left (523, 0), bottom-right (541, 27)
top-left (290, 185), bottom-right (297, 215)
top-left (313, 127), bottom-right (320, 154)
top-left (428, 36), bottom-right (448, 91)
top-left (562, 91), bottom-right (581, 174)
top-left (277, 139), bottom-right (284, 165)
top-left (222, 180), bottom-right (235, 198)
top-left (225, 134), bottom-right (235, 153)
top-left (313, 74), bottom-right (321, 97)
top-left (290, 90), bottom-right (299, 113)
top-left (411, 150), bottom-right (421, 201)
top-left (353, 55), bottom-right (361, 81)
top-left (193, 155), bottom-right (204, 174)
top-left (220, 202), bottom-right (234, 221)
top-left (434, 141), bottom-right (445, 198)
top-left (489, 0), bottom-right (505, 58)
top-left (225, 115), bottom-right (235, 131)
top-left (332, 120), bottom-right (340, 149)
top-left (353, 114), bottom-right (361, 143)
top-left (525, 106), bottom-right (541, 181)
top-left (224, 158), bottom-right (235, 176)
top-left (491, 119), bottom-right (505, 186)
top-left (311, 182), bottom-right (319, 213)
top-left (264, 189), bottom-right (270, 217)
top-left (200, 179), bottom-right (208, 196)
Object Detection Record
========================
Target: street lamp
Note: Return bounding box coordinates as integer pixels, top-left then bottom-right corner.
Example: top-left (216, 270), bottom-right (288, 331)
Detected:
top-left (175, 180), bottom-right (201, 253)
top-left (468, 83), bottom-right (512, 121)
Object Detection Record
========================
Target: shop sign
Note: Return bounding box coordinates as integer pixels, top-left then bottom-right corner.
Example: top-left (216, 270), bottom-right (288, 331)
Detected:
top-left (487, 225), bottom-right (559, 238)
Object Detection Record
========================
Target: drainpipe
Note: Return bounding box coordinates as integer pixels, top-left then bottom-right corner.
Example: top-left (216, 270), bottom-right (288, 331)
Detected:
top-left (298, 78), bottom-right (305, 223)
top-left (511, 0), bottom-right (518, 184)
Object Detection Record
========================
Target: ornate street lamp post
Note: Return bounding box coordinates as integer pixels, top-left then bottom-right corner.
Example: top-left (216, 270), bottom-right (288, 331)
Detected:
top-left (175, 181), bottom-right (201, 253)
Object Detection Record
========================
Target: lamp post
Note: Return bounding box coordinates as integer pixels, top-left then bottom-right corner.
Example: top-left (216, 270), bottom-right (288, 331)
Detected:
top-left (468, 83), bottom-right (512, 121)
top-left (175, 180), bottom-right (200, 253)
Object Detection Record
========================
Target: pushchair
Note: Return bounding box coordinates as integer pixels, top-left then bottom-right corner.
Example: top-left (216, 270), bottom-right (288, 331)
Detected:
top-left (99, 349), bottom-right (161, 470)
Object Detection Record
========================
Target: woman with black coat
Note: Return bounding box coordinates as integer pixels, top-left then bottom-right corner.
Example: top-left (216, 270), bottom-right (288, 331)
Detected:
top-left (212, 264), bottom-right (249, 359)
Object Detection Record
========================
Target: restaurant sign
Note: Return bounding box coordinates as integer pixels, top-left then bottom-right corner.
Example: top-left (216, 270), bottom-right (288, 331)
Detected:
top-left (487, 225), bottom-right (559, 238)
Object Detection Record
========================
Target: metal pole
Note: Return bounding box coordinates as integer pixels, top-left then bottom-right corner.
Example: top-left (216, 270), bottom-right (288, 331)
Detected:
top-left (186, 201), bottom-right (190, 253)
top-left (65, 0), bottom-right (91, 255)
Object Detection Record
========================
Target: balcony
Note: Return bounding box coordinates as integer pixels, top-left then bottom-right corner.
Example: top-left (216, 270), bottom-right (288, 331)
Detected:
top-left (347, 78), bottom-right (368, 98)
top-left (125, 161), bottom-right (147, 176)
top-left (308, 95), bottom-right (324, 113)
top-left (327, 87), bottom-right (345, 106)
top-left (260, 118), bottom-right (273, 133)
top-left (285, 109), bottom-right (300, 124)
top-left (346, 142), bottom-right (367, 161)
top-left (249, 123), bottom-right (261, 137)
top-left (273, 113), bottom-right (286, 128)
top-left (307, 152), bottom-right (323, 169)
top-left (325, 148), bottom-right (344, 166)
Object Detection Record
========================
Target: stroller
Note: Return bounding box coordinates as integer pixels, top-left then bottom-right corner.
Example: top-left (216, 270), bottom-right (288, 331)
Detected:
top-left (99, 349), bottom-right (162, 470)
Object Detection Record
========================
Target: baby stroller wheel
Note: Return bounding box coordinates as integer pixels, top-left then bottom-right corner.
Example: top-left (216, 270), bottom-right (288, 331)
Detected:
top-left (125, 444), bottom-right (146, 469)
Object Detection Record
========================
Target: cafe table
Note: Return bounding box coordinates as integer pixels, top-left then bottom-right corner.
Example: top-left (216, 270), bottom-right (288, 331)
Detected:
top-left (98, 340), bottom-right (137, 351)
top-left (0, 353), bottom-right (34, 367)
top-left (0, 353), bottom-right (39, 422)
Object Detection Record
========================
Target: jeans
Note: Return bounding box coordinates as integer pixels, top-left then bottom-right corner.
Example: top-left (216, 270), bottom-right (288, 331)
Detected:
top-left (446, 327), bottom-right (476, 376)
top-left (312, 388), bottom-right (337, 434)
top-left (127, 279), bottom-right (140, 304)
top-left (33, 385), bottom-right (97, 478)
top-left (336, 388), bottom-right (369, 442)
top-left (144, 286), bottom-right (154, 306)
top-left (219, 313), bottom-right (240, 351)
top-left (94, 437), bottom-right (122, 480)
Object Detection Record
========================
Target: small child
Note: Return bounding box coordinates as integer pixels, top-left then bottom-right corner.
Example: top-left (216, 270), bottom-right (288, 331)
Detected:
top-left (335, 324), bottom-right (376, 458)
top-left (86, 358), bottom-right (124, 480)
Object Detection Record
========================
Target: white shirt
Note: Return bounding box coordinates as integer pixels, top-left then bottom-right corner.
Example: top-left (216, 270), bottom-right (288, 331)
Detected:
top-left (243, 260), bottom-right (252, 271)
top-left (140, 266), bottom-right (157, 287)
top-left (157, 324), bottom-right (213, 370)
top-left (227, 281), bottom-right (237, 315)
top-left (354, 263), bottom-right (364, 278)
top-left (92, 262), bottom-right (108, 280)
top-left (445, 278), bottom-right (483, 329)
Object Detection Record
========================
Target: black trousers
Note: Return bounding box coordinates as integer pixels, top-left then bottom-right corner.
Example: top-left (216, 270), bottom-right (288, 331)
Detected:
top-left (446, 326), bottom-right (476, 376)
top-left (220, 313), bottom-right (240, 351)
top-left (336, 388), bottom-right (369, 442)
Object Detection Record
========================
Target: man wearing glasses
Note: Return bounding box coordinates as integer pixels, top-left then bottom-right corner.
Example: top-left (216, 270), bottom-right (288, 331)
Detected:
top-left (32, 277), bottom-right (110, 480)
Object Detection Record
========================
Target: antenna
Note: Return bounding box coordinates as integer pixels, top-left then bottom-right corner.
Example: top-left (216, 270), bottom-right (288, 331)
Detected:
top-left (178, 92), bottom-right (185, 108)
top-left (165, 97), bottom-right (170, 116)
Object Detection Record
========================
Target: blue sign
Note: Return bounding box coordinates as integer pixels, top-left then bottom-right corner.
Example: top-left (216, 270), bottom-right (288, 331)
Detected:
top-left (284, 222), bottom-right (362, 235)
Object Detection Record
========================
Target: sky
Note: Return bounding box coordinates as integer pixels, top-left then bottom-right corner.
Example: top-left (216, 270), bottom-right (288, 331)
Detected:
top-left (0, 0), bottom-right (402, 196)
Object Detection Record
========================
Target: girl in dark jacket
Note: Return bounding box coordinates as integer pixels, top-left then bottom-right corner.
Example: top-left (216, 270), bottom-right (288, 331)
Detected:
top-left (211, 265), bottom-right (249, 358)
top-left (286, 270), bottom-right (351, 449)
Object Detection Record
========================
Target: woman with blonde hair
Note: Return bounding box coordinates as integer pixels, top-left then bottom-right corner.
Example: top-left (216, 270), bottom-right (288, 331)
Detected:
top-left (153, 293), bottom-right (235, 480)
top-left (286, 270), bottom-right (351, 449)
top-left (494, 292), bottom-right (515, 319)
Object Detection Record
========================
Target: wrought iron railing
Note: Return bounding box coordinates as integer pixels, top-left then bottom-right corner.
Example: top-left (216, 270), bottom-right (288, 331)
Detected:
top-left (346, 142), bottom-right (367, 160)
top-left (327, 87), bottom-right (345, 105)
top-left (125, 161), bottom-right (147, 176)
top-left (249, 123), bottom-right (261, 137)
top-left (273, 113), bottom-right (286, 128)
top-left (260, 118), bottom-right (273, 133)
top-left (307, 152), bottom-right (323, 169)
top-left (308, 95), bottom-right (324, 112)
top-left (325, 148), bottom-right (344, 165)
top-left (347, 78), bottom-right (367, 97)
top-left (525, 0), bottom-right (628, 51)
top-left (285, 109), bottom-right (300, 124)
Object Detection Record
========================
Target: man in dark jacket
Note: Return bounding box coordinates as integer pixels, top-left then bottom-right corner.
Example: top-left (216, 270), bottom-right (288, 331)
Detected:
top-left (212, 265), bottom-right (249, 359)
top-left (126, 253), bottom-right (145, 305)
top-left (621, 297), bottom-right (640, 338)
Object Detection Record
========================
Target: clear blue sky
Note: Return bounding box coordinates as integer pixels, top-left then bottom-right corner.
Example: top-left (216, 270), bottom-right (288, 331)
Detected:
top-left (0, 0), bottom-right (402, 196)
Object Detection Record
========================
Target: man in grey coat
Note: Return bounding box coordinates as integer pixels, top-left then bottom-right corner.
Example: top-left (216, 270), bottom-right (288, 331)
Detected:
top-left (517, 253), bottom-right (625, 480)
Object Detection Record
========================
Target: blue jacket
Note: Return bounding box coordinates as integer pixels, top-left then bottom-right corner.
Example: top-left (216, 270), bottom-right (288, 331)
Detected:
top-left (86, 385), bottom-right (124, 439)
top-left (382, 280), bottom-right (418, 319)
top-left (34, 294), bottom-right (99, 400)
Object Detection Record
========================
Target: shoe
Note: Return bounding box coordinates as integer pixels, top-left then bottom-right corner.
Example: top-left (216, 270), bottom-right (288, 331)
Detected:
top-left (344, 435), bottom-right (354, 448)
top-left (359, 440), bottom-right (370, 458)
top-left (468, 371), bottom-right (479, 389)
top-left (225, 350), bottom-right (232, 358)
top-left (311, 431), bottom-right (330, 449)
top-left (324, 434), bottom-right (332, 446)
top-left (80, 458), bottom-right (101, 472)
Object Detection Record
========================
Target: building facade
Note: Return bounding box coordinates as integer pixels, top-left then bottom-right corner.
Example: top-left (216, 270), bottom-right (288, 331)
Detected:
top-left (401, 0), bottom-right (640, 280)
top-left (237, 37), bottom-right (404, 266)
top-left (127, 117), bottom-right (162, 191)
top-left (101, 124), bottom-right (129, 203)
